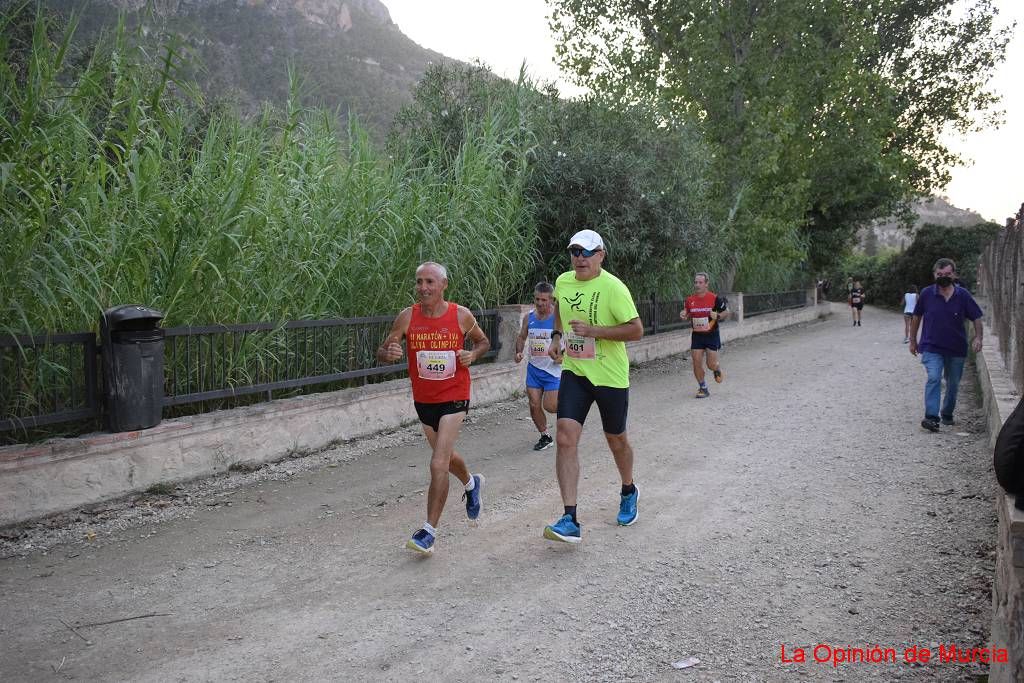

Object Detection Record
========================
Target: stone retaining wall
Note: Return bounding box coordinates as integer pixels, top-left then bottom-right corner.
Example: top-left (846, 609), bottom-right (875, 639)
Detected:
top-left (974, 316), bottom-right (1024, 682)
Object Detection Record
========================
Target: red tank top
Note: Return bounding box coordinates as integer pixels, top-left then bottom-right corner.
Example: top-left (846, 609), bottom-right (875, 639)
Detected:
top-left (406, 302), bottom-right (471, 403)
top-left (685, 291), bottom-right (719, 333)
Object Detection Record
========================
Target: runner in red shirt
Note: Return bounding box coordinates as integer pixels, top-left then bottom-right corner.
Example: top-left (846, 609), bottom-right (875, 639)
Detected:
top-left (376, 261), bottom-right (490, 555)
top-left (679, 272), bottom-right (729, 398)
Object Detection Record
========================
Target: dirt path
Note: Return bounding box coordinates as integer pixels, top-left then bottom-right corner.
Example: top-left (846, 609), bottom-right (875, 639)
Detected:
top-left (0, 307), bottom-right (996, 682)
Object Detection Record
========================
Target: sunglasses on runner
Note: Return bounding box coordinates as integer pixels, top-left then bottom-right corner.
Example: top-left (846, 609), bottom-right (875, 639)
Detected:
top-left (569, 246), bottom-right (601, 258)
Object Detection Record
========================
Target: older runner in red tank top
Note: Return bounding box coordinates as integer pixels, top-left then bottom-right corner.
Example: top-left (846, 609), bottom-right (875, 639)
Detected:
top-left (407, 301), bottom-right (471, 403)
top-left (376, 261), bottom-right (490, 556)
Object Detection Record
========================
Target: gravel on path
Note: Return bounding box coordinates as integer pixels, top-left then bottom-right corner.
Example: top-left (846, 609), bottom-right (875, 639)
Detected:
top-left (0, 306), bottom-right (996, 682)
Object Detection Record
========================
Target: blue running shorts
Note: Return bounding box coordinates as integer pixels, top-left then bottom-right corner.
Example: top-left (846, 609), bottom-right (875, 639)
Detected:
top-left (526, 363), bottom-right (561, 392)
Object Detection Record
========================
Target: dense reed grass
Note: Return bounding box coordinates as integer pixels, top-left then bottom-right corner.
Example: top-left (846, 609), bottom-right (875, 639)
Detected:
top-left (0, 11), bottom-right (535, 338)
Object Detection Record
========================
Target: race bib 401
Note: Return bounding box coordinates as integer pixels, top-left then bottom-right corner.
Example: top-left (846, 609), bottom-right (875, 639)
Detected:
top-left (565, 334), bottom-right (596, 360)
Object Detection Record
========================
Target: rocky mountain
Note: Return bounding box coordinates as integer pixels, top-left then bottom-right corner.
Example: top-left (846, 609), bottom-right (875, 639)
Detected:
top-left (36, 0), bottom-right (450, 136)
top-left (859, 196), bottom-right (987, 253)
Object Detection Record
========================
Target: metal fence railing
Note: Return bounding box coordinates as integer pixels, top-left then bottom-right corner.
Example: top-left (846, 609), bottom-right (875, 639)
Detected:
top-left (979, 205), bottom-right (1023, 393)
top-left (163, 310), bottom-right (501, 407)
top-left (635, 295), bottom-right (693, 336)
top-left (743, 290), bottom-right (808, 318)
top-left (0, 310), bottom-right (501, 434)
top-left (0, 332), bottom-right (99, 431)
top-left (2, 287), bottom-right (818, 438)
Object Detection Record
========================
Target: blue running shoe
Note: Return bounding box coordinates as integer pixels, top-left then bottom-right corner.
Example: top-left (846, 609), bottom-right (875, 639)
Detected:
top-left (617, 487), bottom-right (639, 526)
top-left (543, 514), bottom-right (582, 543)
top-left (462, 474), bottom-right (484, 520)
top-left (405, 528), bottom-right (435, 555)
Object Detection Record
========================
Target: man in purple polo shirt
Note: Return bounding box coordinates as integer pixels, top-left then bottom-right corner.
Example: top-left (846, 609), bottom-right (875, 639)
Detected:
top-left (908, 258), bottom-right (984, 432)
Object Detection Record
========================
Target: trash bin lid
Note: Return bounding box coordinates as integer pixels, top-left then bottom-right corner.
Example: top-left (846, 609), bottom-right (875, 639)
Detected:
top-left (104, 305), bottom-right (165, 326)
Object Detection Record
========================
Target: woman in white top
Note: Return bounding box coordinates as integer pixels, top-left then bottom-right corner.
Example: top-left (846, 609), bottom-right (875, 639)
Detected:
top-left (902, 284), bottom-right (919, 343)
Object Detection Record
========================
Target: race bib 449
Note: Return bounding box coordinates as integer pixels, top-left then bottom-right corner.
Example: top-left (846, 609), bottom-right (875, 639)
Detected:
top-left (416, 350), bottom-right (457, 380)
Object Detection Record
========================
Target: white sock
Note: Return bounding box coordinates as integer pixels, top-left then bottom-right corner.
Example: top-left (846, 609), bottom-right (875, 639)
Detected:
top-left (464, 475), bottom-right (476, 492)
top-left (423, 522), bottom-right (437, 535)
top-left (541, 430), bottom-right (550, 437)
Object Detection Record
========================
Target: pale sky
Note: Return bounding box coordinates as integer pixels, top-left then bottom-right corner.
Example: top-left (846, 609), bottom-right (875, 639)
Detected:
top-left (382, 0), bottom-right (1021, 223)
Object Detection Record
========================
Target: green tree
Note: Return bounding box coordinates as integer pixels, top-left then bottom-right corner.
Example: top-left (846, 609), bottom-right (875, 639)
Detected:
top-left (549, 0), bottom-right (1013, 280)
top-left (390, 63), bottom-right (716, 298)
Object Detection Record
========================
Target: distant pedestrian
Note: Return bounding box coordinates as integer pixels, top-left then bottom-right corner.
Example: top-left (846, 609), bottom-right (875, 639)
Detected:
top-left (909, 258), bottom-right (984, 432)
top-left (901, 285), bottom-right (919, 343)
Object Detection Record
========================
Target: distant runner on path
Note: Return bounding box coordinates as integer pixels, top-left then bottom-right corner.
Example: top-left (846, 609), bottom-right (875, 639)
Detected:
top-left (543, 229), bottom-right (644, 544)
top-left (679, 272), bottom-right (729, 399)
top-left (376, 262), bottom-right (490, 555)
top-left (849, 279), bottom-right (866, 326)
top-left (514, 282), bottom-right (562, 451)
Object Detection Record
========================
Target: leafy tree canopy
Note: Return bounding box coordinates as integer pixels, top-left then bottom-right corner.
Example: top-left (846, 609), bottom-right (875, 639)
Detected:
top-left (391, 63), bottom-right (717, 298)
top-left (549, 0), bottom-right (1013, 278)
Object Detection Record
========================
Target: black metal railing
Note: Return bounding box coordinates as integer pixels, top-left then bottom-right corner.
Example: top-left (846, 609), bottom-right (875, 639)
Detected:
top-left (636, 295), bottom-right (689, 335)
top-left (162, 310), bottom-right (502, 408)
top-left (3, 287), bottom-right (817, 437)
top-left (0, 310), bottom-right (501, 434)
top-left (0, 332), bottom-right (99, 431)
top-left (743, 290), bottom-right (807, 318)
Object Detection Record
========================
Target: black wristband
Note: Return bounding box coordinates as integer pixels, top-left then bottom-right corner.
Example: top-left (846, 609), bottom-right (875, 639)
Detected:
top-left (551, 331), bottom-right (562, 338)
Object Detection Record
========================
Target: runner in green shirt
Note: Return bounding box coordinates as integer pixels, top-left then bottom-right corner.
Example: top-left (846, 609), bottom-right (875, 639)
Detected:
top-left (542, 229), bottom-right (644, 544)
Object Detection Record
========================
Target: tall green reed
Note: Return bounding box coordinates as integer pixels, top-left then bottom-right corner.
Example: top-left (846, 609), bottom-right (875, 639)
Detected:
top-left (0, 10), bottom-right (536, 340)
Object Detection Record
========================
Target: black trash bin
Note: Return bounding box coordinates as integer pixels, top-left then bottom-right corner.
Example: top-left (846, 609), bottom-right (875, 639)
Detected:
top-left (101, 305), bottom-right (165, 432)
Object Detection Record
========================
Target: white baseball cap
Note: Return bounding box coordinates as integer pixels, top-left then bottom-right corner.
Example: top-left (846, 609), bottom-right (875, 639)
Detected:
top-left (567, 229), bottom-right (604, 251)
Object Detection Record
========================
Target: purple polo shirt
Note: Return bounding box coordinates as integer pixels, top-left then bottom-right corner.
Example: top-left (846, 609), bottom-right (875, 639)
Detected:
top-left (913, 284), bottom-right (983, 357)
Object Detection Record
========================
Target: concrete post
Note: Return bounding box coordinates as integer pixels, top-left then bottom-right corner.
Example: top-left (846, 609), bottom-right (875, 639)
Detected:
top-left (734, 292), bottom-right (744, 323)
top-left (495, 304), bottom-right (530, 362)
top-left (808, 287), bottom-right (818, 307)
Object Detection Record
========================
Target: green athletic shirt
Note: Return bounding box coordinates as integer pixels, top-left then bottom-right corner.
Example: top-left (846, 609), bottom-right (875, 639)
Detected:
top-left (554, 269), bottom-right (639, 388)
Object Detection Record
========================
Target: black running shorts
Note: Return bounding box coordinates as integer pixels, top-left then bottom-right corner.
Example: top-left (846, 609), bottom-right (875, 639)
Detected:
top-left (556, 370), bottom-right (629, 435)
top-left (414, 400), bottom-right (469, 432)
top-left (691, 329), bottom-right (722, 351)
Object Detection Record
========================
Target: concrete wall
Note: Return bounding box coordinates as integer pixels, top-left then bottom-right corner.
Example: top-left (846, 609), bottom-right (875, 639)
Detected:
top-left (0, 301), bottom-right (832, 527)
top-left (975, 319), bottom-right (1024, 682)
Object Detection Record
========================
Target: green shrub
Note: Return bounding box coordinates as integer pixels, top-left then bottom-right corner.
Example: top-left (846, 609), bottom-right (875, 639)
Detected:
top-left (824, 223), bottom-right (1000, 307)
top-left (882, 223), bottom-right (1001, 301)
top-left (390, 63), bottom-right (716, 300)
